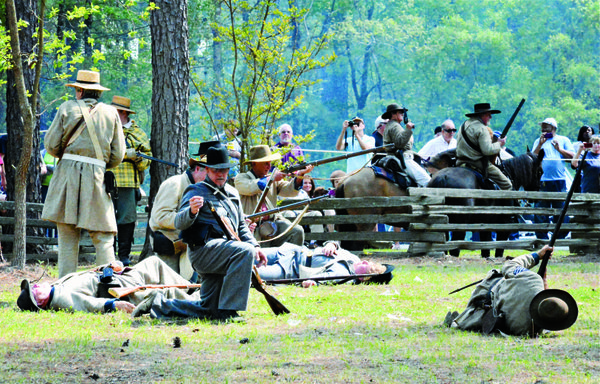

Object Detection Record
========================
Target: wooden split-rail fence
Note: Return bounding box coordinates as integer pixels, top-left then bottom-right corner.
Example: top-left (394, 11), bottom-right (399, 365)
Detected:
top-left (1, 189), bottom-right (599, 262)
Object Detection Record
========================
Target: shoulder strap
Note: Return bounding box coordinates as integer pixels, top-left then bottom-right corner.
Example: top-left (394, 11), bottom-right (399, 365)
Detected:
top-left (77, 100), bottom-right (104, 162)
top-left (459, 123), bottom-right (482, 154)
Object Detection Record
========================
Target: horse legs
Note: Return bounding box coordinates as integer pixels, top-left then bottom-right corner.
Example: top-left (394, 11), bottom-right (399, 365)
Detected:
top-left (478, 231), bottom-right (494, 258)
top-left (448, 231), bottom-right (465, 257)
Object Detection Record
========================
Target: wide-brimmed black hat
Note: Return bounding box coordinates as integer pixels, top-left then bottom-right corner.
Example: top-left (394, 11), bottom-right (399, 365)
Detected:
top-left (17, 279), bottom-right (41, 312)
top-left (465, 103), bottom-right (501, 118)
top-left (363, 264), bottom-right (395, 285)
top-left (529, 289), bottom-right (578, 331)
top-left (382, 104), bottom-right (408, 120)
top-left (203, 146), bottom-right (233, 169)
top-left (189, 141), bottom-right (222, 167)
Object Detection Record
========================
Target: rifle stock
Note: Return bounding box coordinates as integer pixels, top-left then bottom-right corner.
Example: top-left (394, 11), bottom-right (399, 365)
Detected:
top-left (264, 272), bottom-right (387, 285)
top-left (109, 283), bottom-right (202, 299)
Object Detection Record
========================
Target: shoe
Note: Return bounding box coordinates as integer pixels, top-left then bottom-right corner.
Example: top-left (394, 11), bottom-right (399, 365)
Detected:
top-left (132, 290), bottom-right (158, 318)
top-left (443, 311), bottom-right (459, 328)
top-left (216, 310), bottom-right (246, 324)
top-left (119, 257), bottom-right (132, 267)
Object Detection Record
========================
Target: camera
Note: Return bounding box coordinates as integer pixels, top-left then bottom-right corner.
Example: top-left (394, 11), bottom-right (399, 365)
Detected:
top-left (583, 142), bottom-right (593, 149)
top-left (347, 120), bottom-right (357, 128)
top-left (544, 132), bottom-right (553, 139)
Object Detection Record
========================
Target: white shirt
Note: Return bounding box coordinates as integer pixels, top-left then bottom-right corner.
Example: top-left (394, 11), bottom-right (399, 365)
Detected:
top-left (346, 135), bottom-right (376, 173)
top-left (418, 135), bottom-right (457, 161)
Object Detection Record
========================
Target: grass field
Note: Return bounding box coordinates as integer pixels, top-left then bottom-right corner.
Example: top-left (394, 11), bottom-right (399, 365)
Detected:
top-left (0, 250), bottom-right (598, 383)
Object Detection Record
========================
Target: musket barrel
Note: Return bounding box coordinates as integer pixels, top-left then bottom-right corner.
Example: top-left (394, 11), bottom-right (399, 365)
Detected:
top-left (284, 144), bottom-right (394, 173)
top-left (246, 194), bottom-right (329, 221)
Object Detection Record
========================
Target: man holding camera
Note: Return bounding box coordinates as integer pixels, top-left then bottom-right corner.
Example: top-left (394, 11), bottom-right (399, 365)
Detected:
top-left (335, 117), bottom-right (375, 173)
top-left (531, 118), bottom-right (575, 240)
top-left (382, 103), bottom-right (431, 187)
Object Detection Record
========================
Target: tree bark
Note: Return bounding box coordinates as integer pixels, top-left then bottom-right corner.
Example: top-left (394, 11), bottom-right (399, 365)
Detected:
top-left (141, 0), bottom-right (190, 259)
top-left (5, 0), bottom-right (45, 268)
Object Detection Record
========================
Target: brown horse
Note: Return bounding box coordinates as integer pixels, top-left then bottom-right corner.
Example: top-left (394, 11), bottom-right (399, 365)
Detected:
top-left (335, 167), bottom-right (409, 250)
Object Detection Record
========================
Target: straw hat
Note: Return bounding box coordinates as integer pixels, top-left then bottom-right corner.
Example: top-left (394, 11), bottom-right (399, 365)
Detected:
top-left (111, 96), bottom-right (136, 114)
top-left (244, 145), bottom-right (281, 163)
top-left (65, 70), bottom-right (110, 91)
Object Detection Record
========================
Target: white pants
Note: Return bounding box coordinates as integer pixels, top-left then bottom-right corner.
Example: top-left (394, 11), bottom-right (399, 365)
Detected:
top-left (404, 153), bottom-right (431, 187)
top-left (57, 223), bottom-right (116, 278)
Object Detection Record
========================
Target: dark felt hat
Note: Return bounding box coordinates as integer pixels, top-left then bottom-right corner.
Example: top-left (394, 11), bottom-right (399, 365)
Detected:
top-left (382, 104), bottom-right (408, 120)
top-left (529, 289), bottom-right (578, 331)
top-left (465, 103), bottom-right (501, 117)
top-left (363, 264), bottom-right (395, 285)
top-left (17, 279), bottom-right (41, 312)
top-left (189, 141), bottom-right (222, 167)
top-left (203, 146), bottom-right (233, 169)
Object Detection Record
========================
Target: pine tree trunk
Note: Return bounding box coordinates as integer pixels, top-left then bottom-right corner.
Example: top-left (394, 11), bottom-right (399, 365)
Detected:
top-left (141, 0), bottom-right (190, 259)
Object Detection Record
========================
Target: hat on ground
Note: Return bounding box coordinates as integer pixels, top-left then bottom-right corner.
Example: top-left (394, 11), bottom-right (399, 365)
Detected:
top-left (465, 103), bottom-right (501, 118)
top-left (65, 70), bottom-right (110, 91)
top-left (189, 140), bottom-right (222, 167)
top-left (111, 96), bottom-right (136, 114)
top-left (362, 264), bottom-right (395, 285)
top-left (539, 118), bottom-right (558, 130)
top-left (204, 146), bottom-right (233, 169)
top-left (382, 104), bottom-right (408, 120)
top-left (374, 115), bottom-right (388, 129)
top-left (529, 289), bottom-right (578, 331)
top-left (244, 145), bottom-right (281, 164)
top-left (17, 279), bottom-right (41, 312)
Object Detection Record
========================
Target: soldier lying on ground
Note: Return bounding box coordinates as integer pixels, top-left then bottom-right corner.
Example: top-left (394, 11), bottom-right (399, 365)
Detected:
top-left (130, 241), bottom-right (394, 320)
top-left (444, 245), bottom-right (578, 337)
top-left (17, 256), bottom-right (200, 314)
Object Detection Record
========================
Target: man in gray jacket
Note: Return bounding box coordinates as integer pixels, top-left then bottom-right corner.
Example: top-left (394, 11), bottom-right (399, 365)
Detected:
top-left (445, 245), bottom-right (578, 336)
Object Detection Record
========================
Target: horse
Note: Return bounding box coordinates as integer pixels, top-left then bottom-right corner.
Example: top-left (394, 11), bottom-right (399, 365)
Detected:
top-left (427, 150), bottom-right (545, 258)
top-left (334, 167), bottom-right (409, 250)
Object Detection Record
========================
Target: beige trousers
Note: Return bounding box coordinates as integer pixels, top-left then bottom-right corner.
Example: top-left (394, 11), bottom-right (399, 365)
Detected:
top-left (57, 223), bottom-right (116, 278)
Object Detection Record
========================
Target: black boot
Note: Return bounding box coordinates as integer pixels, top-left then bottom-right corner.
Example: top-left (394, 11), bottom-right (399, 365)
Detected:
top-left (117, 222), bottom-right (135, 266)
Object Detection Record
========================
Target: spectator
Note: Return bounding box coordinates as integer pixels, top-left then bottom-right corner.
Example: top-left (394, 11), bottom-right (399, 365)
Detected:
top-left (573, 125), bottom-right (595, 153)
top-left (418, 119), bottom-right (457, 162)
top-left (434, 126), bottom-right (442, 137)
top-left (273, 124), bottom-right (304, 167)
top-left (149, 141), bottom-right (219, 280)
top-left (330, 170), bottom-right (346, 189)
top-left (0, 133), bottom-right (7, 193)
top-left (571, 135), bottom-right (600, 193)
top-left (532, 117), bottom-right (575, 240)
top-left (382, 103), bottom-right (431, 187)
top-left (235, 145), bottom-right (312, 247)
top-left (110, 96), bottom-right (152, 266)
top-left (41, 70), bottom-right (125, 278)
top-left (455, 103), bottom-right (511, 190)
top-left (281, 175), bottom-right (329, 244)
top-left (372, 115), bottom-right (388, 147)
top-left (335, 117), bottom-right (375, 173)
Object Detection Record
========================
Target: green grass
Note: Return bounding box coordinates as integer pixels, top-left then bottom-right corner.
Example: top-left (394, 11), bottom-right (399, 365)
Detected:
top-left (0, 251), bottom-right (598, 383)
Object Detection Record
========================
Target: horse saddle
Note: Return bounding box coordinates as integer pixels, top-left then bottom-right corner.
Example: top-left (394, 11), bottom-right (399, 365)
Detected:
top-left (458, 165), bottom-right (500, 191)
top-left (371, 155), bottom-right (415, 189)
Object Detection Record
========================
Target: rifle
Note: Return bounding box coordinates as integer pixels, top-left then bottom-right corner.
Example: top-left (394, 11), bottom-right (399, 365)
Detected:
top-left (283, 143), bottom-right (394, 173)
top-left (537, 149), bottom-right (587, 278)
top-left (449, 150), bottom-right (588, 295)
top-left (108, 283), bottom-right (202, 299)
top-left (136, 152), bottom-right (179, 168)
top-left (498, 98), bottom-right (526, 139)
top-left (252, 172), bottom-right (276, 215)
top-left (264, 272), bottom-right (387, 285)
top-left (246, 194), bottom-right (329, 222)
top-left (206, 201), bottom-right (290, 315)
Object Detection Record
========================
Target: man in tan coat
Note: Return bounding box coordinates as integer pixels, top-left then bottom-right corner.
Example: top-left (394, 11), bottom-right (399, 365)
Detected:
top-left (42, 70), bottom-right (125, 278)
top-left (149, 141), bottom-right (218, 280)
top-left (455, 103), bottom-right (512, 190)
top-left (234, 145), bottom-right (312, 247)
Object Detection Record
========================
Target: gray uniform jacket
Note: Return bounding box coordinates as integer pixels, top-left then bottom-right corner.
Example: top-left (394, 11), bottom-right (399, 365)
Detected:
top-left (455, 253), bottom-right (545, 336)
top-left (383, 120), bottom-right (414, 153)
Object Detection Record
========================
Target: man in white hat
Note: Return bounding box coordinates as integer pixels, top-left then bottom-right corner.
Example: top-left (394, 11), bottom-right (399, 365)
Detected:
top-left (531, 117), bottom-right (575, 240)
top-left (42, 70), bottom-right (125, 278)
top-left (234, 145), bottom-right (313, 247)
top-left (109, 95), bottom-right (152, 266)
top-left (445, 245), bottom-right (578, 336)
top-left (148, 141), bottom-right (217, 281)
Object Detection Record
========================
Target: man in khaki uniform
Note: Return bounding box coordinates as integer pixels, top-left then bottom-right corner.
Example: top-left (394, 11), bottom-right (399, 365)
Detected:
top-left (42, 70), bottom-right (125, 278)
top-left (382, 103), bottom-right (430, 187)
top-left (234, 145), bottom-right (312, 247)
top-left (149, 141), bottom-right (218, 280)
top-left (445, 245), bottom-right (578, 336)
top-left (455, 103), bottom-right (512, 190)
